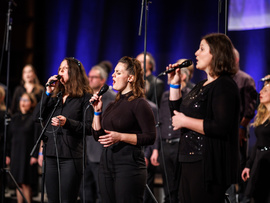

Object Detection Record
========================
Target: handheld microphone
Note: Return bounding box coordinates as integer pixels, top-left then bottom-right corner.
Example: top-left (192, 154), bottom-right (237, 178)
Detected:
top-left (45, 75), bottom-right (61, 87)
top-left (158, 59), bottom-right (193, 76)
top-left (90, 84), bottom-right (109, 105)
top-left (260, 77), bottom-right (270, 82)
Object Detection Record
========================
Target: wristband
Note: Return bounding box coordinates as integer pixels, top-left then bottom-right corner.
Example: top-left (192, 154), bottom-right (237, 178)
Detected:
top-left (39, 152), bottom-right (43, 156)
top-left (170, 84), bottom-right (181, 89)
top-left (239, 125), bottom-right (246, 130)
top-left (94, 111), bottom-right (102, 116)
top-left (45, 91), bottom-right (52, 96)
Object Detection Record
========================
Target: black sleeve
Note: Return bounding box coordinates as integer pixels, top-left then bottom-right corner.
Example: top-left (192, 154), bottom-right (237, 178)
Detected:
top-left (63, 95), bottom-right (94, 136)
top-left (204, 79), bottom-right (239, 139)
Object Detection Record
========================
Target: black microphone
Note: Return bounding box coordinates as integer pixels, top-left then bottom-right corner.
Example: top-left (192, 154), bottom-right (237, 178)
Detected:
top-left (260, 77), bottom-right (270, 82)
top-left (90, 84), bottom-right (109, 105)
top-left (45, 75), bottom-right (61, 87)
top-left (158, 59), bottom-right (193, 76)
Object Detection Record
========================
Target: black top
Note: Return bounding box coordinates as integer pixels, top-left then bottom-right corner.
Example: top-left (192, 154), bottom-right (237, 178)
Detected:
top-left (233, 70), bottom-right (257, 120)
top-left (33, 91), bottom-right (93, 158)
top-left (92, 92), bottom-right (156, 148)
top-left (7, 112), bottom-right (39, 184)
top-left (246, 120), bottom-right (270, 168)
top-left (170, 75), bottom-right (240, 187)
top-left (178, 81), bottom-right (213, 162)
top-left (146, 74), bottom-right (164, 107)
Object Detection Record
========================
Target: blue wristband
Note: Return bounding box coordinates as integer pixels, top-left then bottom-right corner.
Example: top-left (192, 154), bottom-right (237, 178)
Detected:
top-left (170, 84), bottom-right (181, 89)
top-left (39, 152), bottom-right (43, 156)
top-left (45, 91), bottom-right (52, 96)
top-left (94, 111), bottom-right (102, 116)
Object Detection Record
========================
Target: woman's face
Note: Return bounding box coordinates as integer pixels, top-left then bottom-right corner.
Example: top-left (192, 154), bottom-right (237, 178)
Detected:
top-left (58, 60), bottom-right (69, 84)
top-left (22, 65), bottom-right (35, 83)
top-left (112, 62), bottom-right (132, 94)
top-left (195, 39), bottom-right (213, 72)
top-left (260, 84), bottom-right (270, 105)
top-left (19, 94), bottom-right (32, 114)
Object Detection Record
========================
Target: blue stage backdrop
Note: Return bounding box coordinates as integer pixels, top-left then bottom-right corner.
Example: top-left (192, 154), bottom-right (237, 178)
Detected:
top-left (38, 0), bottom-right (270, 150)
top-left (41, 0), bottom-right (270, 94)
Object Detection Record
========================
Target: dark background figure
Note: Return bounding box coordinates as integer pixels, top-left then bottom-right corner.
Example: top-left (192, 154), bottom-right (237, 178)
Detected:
top-left (169, 33), bottom-right (240, 203)
top-left (10, 64), bottom-right (43, 115)
top-left (6, 92), bottom-right (38, 203)
top-left (79, 61), bottom-right (116, 203)
top-left (143, 96), bottom-right (159, 203)
top-left (34, 57), bottom-right (93, 203)
top-left (91, 56), bottom-right (156, 203)
top-left (136, 52), bottom-right (164, 107)
top-left (241, 78), bottom-right (270, 203)
top-left (226, 48), bottom-right (258, 203)
top-left (151, 63), bottom-right (193, 203)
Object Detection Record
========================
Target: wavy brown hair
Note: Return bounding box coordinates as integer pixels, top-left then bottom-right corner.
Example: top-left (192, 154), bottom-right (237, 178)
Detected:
top-left (202, 33), bottom-right (237, 77)
top-left (53, 57), bottom-right (92, 97)
top-left (115, 56), bottom-right (145, 102)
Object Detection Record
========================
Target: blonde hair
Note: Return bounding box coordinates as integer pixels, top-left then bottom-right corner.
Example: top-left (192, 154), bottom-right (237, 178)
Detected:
top-left (253, 80), bottom-right (270, 127)
top-left (253, 103), bottom-right (269, 127)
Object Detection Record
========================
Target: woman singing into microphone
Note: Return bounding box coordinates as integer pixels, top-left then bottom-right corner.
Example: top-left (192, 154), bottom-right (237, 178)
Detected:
top-left (34, 57), bottom-right (93, 203)
top-left (90, 56), bottom-right (156, 203)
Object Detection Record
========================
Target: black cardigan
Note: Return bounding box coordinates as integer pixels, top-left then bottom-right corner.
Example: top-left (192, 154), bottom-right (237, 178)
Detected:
top-left (170, 75), bottom-right (240, 188)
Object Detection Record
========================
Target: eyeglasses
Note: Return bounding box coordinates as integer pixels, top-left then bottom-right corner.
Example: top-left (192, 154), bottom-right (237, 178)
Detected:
top-left (20, 98), bottom-right (30, 102)
top-left (88, 76), bottom-right (100, 79)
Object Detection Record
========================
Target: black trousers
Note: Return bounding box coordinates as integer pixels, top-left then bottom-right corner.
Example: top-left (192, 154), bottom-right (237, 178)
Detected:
top-left (45, 157), bottom-right (83, 203)
top-left (179, 161), bottom-right (227, 203)
top-left (159, 141), bottom-right (180, 203)
top-left (99, 146), bottom-right (147, 203)
top-left (79, 160), bottom-right (101, 203)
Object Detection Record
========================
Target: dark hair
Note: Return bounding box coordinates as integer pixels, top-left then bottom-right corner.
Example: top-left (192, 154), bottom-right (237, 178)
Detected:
top-left (115, 56), bottom-right (145, 102)
top-left (54, 57), bottom-right (92, 97)
top-left (20, 92), bottom-right (37, 113)
top-left (98, 60), bottom-right (113, 75)
top-left (202, 33), bottom-right (237, 77)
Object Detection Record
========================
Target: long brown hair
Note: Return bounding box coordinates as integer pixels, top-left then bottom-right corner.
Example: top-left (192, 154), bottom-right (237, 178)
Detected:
top-left (115, 56), bottom-right (145, 102)
top-left (202, 33), bottom-right (237, 77)
top-left (53, 57), bottom-right (92, 97)
top-left (21, 64), bottom-right (43, 94)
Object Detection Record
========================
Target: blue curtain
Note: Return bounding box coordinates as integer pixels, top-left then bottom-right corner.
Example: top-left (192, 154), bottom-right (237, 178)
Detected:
top-left (42, 0), bottom-right (270, 91)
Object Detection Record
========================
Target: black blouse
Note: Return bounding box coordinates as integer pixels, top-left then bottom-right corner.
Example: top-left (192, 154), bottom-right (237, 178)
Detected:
top-left (33, 91), bottom-right (93, 158)
top-left (93, 92), bottom-right (156, 147)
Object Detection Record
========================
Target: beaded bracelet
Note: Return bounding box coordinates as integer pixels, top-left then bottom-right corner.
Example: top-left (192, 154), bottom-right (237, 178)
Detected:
top-left (38, 152), bottom-right (43, 156)
top-left (170, 84), bottom-right (181, 89)
top-left (94, 111), bottom-right (102, 116)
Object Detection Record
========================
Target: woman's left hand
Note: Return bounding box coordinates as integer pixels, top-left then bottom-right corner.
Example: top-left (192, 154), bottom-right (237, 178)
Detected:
top-left (99, 130), bottom-right (122, 147)
top-left (30, 157), bottom-right (38, 165)
top-left (51, 115), bottom-right (67, 127)
top-left (172, 110), bottom-right (186, 130)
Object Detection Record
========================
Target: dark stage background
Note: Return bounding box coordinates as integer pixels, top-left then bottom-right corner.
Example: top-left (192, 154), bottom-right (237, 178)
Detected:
top-left (0, 0), bottom-right (270, 147)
